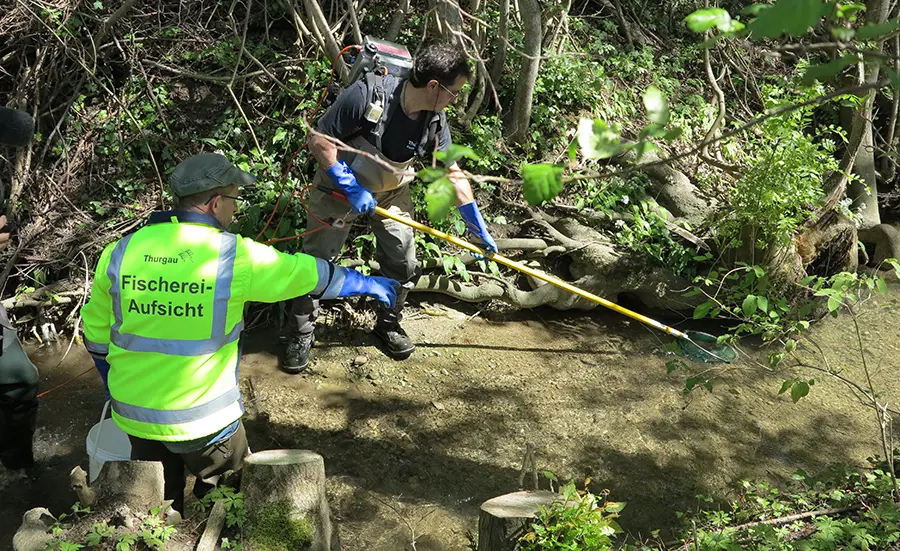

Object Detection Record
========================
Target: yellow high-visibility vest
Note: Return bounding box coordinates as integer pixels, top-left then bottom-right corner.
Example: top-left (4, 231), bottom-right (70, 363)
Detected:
top-left (81, 211), bottom-right (330, 441)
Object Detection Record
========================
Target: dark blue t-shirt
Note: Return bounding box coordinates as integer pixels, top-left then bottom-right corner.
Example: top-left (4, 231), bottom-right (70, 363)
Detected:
top-left (317, 79), bottom-right (451, 163)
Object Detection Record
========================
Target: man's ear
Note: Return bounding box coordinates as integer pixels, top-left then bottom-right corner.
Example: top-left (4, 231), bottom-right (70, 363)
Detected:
top-left (206, 194), bottom-right (222, 215)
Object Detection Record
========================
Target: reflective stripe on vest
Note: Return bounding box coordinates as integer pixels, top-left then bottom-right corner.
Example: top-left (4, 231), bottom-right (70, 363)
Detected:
top-left (106, 231), bottom-right (243, 356)
top-left (112, 386), bottom-right (241, 425)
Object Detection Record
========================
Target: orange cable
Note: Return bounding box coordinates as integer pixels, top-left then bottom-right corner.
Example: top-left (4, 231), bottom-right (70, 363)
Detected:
top-left (37, 366), bottom-right (96, 399)
top-left (255, 44), bottom-right (360, 243)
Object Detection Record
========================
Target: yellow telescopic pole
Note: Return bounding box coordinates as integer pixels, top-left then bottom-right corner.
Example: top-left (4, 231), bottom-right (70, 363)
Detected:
top-left (373, 205), bottom-right (689, 340)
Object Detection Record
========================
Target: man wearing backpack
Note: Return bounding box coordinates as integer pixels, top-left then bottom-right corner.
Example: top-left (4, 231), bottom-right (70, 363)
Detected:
top-left (284, 42), bottom-right (498, 373)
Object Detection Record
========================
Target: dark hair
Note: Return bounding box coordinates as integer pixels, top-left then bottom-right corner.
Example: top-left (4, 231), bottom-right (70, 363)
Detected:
top-left (409, 43), bottom-right (472, 88)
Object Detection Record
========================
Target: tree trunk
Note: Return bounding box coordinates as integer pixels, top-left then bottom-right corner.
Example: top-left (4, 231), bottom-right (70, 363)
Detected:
top-left (505, 0), bottom-right (541, 144)
top-left (345, 0), bottom-right (363, 45)
top-left (429, 0), bottom-right (463, 41)
top-left (477, 491), bottom-right (559, 551)
top-left (241, 449), bottom-right (340, 551)
top-left (385, 0), bottom-right (410, 41)
top-left (489, 0), bottom-right (510, 100)
top-left (302, 0), bottom-right (349, 84)
top-left (848, 0), bottom-right (890, 228)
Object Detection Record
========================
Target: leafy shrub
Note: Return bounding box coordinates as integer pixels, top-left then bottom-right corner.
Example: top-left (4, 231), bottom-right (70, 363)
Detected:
top-left (716, 82), bottom-right (842, 250)
top-left (519, 480), bottom-right (624, 551)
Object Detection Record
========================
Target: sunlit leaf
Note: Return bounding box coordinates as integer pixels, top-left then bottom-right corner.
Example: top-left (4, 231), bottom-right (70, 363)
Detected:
top-left (424, 177), bottom-right (455, 223)
top-left (521, 163), bottom-right (564, 206)
top-left (643, 86), bottom-right (670, 125)
top-left (684, 8), bottom-right (732, 33)
top-left (434, 144), bottom-right (480, 166)
top-left (577, 118), bottom-right (622, 160)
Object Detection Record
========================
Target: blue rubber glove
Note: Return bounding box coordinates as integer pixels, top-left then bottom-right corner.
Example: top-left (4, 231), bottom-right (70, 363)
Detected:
top-left (459, 201), bottom-right (498, 256)
top-left (91, 354), bottom-right (111, 400)
top-left (326, 160), bottom-right (376, 215)
top-left (337, 267), bottom-right (400, 308)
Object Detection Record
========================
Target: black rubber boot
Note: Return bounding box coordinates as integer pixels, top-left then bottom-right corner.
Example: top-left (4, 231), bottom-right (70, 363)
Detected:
top-left (373, 286), bottom-right (415, 359)
top-left (373, 322), bottom-right (416, 359)
top-left (282, 332), bottom-right (314, 374)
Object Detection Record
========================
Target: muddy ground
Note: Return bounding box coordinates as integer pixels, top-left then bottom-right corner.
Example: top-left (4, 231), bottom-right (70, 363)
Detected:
top-left (2, 285), bottom-right (899, 550)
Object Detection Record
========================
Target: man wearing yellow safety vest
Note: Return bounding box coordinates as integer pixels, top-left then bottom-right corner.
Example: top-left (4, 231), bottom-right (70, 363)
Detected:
top-left (285, 42), bottom-right (498, 372)
top-left (81, 153), bottom-right (399, 513)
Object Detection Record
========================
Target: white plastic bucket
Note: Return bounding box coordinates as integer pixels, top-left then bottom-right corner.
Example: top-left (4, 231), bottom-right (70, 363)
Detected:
top-left (85, 401), bottom-right (132, 482)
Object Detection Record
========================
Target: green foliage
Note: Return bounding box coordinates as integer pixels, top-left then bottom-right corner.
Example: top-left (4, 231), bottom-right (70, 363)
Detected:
top-left (196, 485), bottom-right (246, 528)
top-left (521, 163), bottom-right (564, 206)
top-left (715, 82), bottom-right (840, 250)
top-left (684, 8), bottom-right (735, 33)
top-left (424, 177), bottom-right (456, 223)
top-left (248, 502), bottom-right (313, 551)
top-left (578, 86), bottom-right (682, 163)
top-left (684, 466), bottom-right (900, 551)
top-left (42, 503), bottom-right (175, 551)
top-left (615, 201), bottom-right (697, 276)
top-left (519, 480), bottom-right (624, 551)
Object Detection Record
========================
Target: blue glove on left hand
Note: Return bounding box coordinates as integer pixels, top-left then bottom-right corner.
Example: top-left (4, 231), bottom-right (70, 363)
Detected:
top-left (336, 267), bottom-right (400, 308)
top-left (326, 161), bottom-right (376, 215)
top-left (459, 201), bottom-right (498, 256)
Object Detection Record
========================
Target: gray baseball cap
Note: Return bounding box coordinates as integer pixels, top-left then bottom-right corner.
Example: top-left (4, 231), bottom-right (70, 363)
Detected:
top-left (170, 153), bottom-right (255, 198)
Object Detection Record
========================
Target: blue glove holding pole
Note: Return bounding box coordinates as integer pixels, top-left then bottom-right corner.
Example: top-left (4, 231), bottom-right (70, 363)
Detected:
top-left (326, 160), bottom-right (376, 215)
top-left (459, 201), bottom-right (498, 256)
top-left (336, 267), bottom-right (400, 308)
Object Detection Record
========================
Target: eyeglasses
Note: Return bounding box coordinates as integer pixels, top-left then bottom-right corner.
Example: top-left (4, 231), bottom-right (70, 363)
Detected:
top-left (217, 193), bottom-right (247, 209)
top-left (438, 82), bottom-right (460, 101)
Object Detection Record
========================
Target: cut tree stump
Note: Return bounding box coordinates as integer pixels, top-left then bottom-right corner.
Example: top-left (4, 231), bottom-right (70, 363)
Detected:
top-left (478, 490), bottom-right (560, 551)
top-left (241, 449), bottom-right (341, 551)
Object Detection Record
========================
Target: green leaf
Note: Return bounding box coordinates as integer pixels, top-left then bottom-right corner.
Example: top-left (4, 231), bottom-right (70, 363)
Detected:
top-left (885, 67), bottom-right (900, 92)
top-left (634, 140), bottom-right (660, 160)
top-left (800, 54), bottom-right (857, 85)
top-left (791, 381), bottom-right (810, 402)
top-left (779, 379), bottom-right (794, 394)
top-left (747, 0), bottom-right (830, 39)
top-left (756, 296), bottom-right (769, 313)
top-left (827, 295), bottom-right (842, 313)
top-left (417, 167), bottom-right (447, 183)
top-left (684, 8), bottom-right (732, 32)
top-left (785, 339), bottom-right (797, 353)
top-left (643, 86), bottom-right (670, 125)
top-left (875, 277), bottom-right (888, 294)
top-left (434, 144), bottom-right (479, 166)
top-left (577, 118), bottom-right (622, 160)
top-left (424, 177), bottom-right (456, 223)
top-left (521, 163), bottom-right (564, 206)
top-left (663, 126), bottom-right (683, 141)
top-left (742, 294), bottom-right (758, 317)
top-left (741, 3), bottom-right (769, 16)
top-left (855, 20), bottom-right (900, 40)
top-left (693, 301), bottom-right (713, 319)
top-left (831, 27), bottom-right (856, 41)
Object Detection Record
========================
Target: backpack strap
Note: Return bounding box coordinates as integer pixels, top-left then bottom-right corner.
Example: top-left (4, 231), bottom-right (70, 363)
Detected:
top-left (417, 111), bottom-right (444, 159)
